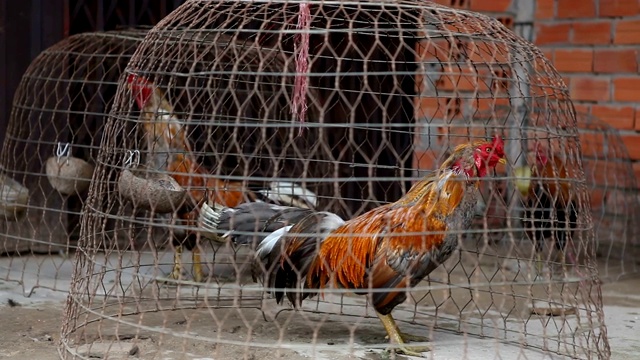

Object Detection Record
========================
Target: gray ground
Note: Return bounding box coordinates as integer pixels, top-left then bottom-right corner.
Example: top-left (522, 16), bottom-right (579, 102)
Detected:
top-left (0, 252), bottom-right (637, 360)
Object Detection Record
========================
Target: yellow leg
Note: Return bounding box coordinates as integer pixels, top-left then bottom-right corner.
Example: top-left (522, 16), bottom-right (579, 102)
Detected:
top-left (168, 245), bottom-right (183, 280)
top-left (377, 312), bottom-right (431, 356)
top-left (192, 247), bottom-right (206, 283)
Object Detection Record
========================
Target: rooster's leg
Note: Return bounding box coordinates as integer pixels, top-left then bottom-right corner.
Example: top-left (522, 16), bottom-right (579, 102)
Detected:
top-left (167, 245), bottom-right (183, 280)
top-left (536, 252), bottom-right (544, 274)
top-left (192, 247), bottom-right (206, 283)
top-left (376, 312), bottom-right (431, 356)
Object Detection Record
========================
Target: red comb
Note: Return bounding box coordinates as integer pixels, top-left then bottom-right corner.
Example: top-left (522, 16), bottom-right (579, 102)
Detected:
top-left (127, 73), bottom-right (153, 109)
top-left (492, 134), bottom-right (504, 148)
top-left (533, 141), bottom-right (549, 166)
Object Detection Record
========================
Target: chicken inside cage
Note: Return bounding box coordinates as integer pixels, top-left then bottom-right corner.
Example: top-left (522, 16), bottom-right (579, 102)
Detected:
top-left (55, 1), bottom-right (611, 359)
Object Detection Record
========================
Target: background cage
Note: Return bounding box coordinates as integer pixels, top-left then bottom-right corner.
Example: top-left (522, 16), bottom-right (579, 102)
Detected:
top-left (0, 29), bottom-right (149, 293)
top-left (58, 1), bottom-right (608, 359)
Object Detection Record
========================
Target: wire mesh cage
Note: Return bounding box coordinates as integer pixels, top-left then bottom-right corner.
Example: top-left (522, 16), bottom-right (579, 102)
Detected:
top-left (576, 113), bottom-right (640, 280)
top-left (61, 1), bottom-right (609, 359)
top-left (465, 107), bottom-right (640, 281)
top-left (0, 29), bottom-right (149, 293)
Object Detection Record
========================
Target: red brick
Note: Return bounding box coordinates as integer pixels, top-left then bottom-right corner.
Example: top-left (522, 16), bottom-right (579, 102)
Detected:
top-left (496, 15), bottom-right (515, 30)
top-left (583, 160), bottom-right (636, 206)
top-left (469, 0), bottom-right (512, 12)
top-left (536, 23), bottom-right (572, 45)
top-left (557, 0), bottom-right (596, 18)
top-left (436, 66), bottom-right (491, 93)
top-left (416, 39), bottom-right (456, 62)
top-left (415, 96), bottom-right (463, 121)
top-left (594, 49), bottom-right (638, 73)
top-left (415, 97), bottom-right (441, 120)
top-left (600, 0), bottom-right (640, 17)
top-left (541, 49), bottom-right (554, 63)
top-left (472, 97), bottom-right (511, 114)
top-left (414, 150), bottom-right (438, 171)
top-left (569, 77), bottom-right (610, 102)
top-left (430, 0), bottom-right (469, 9)
top-left (589, 188), bottom-right (607, 208)
top-left (465, 40), bottom-right (511, 64)
top-left (528, 72), bottom-right (568, 98)
top-left (591, 105), bottom-right (635, 130)
top-left (615, 20), bottom-right (640, 44)
top-left (573, 104), bottom-right (590, 115)
top-left (621, 134), bottom-right (640, 160)
top-left (633, 163), bottom-right (640, 187)
top-left (416, 72), bottom-right (425, 93)
top-left (553, 49), bottom-right (593, 72)
top-left (580, 132), bottom-right (607, 155)
top-left (536, 0), bottom-right (555, 19)
top-left (573, 21), bottom-right (612, 44)
top-left (613, 77), bottom-right (640, 102)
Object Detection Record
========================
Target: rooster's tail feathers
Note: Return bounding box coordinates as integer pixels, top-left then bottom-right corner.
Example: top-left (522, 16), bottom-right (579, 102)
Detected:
top-left (255, 211), bottom-right (345, 305)
top-left (257, 181), bottom-right (318, 210)
top-left (199, 201), bottom-right (313, 246)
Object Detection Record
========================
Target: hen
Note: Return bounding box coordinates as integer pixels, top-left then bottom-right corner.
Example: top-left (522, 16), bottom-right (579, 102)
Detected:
top-left (245, 135), bottom-right (507, 355)
top-left (515, 143), bottom-right (578, 268)
top-left (127, 74), bottom-right (317, 282)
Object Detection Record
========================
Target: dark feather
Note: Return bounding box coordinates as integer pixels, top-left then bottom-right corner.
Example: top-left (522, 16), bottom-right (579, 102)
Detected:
top-left (525, 184), bottom-right (578, 253)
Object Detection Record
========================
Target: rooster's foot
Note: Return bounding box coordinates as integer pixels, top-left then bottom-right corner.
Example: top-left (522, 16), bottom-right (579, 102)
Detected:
top-left (386, 343), bottom-right (431, 357)
top-left (378, 312), bottom-right (431, 357)
top-left (162, 267), bottom-right (184, 282)
top-left (395, 332), bottom-right (430, 344)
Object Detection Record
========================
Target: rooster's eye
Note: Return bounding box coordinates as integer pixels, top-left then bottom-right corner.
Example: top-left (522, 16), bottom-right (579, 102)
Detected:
top-left (485, 146), bottom-right (492, 152)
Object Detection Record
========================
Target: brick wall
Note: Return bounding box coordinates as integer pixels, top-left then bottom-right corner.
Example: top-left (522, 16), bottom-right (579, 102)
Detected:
top-left (534, 0), bottom-right (640, 183)
top-left (413, 0), bottom-right (516, 173)
top-left (416, 0), bottom-right (640, 184)
top-left (413, 0), bottom-right (640, 253)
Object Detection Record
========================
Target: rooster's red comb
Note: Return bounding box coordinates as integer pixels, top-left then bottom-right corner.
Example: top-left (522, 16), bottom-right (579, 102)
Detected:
top-left (533, 141), bottom-right (549, 166)
top-left (492, 134), bottom-right (504, 149)
top-left (127, 73), bottom-right (153, 109)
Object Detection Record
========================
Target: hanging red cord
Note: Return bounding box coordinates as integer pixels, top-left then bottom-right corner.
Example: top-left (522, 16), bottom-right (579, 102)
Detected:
top-left (292, 2), bottom-right (311, 135)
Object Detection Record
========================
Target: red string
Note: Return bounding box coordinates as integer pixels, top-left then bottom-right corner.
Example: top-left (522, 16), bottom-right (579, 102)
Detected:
top-left (292, 2), bottom-right (311, 136)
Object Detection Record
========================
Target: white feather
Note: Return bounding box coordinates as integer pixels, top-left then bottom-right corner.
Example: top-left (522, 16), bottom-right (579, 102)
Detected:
top-left (317, 212), bottom-right (346, 232)
top-left (256, 225), bottom-right (293, 258)
top-left (198, 202), bottom-right (228, 240)
top-left (259, 181), bottom-right (318, 209)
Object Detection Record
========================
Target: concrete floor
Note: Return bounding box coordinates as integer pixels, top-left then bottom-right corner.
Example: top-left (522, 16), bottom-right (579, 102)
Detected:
top-left (0, 253), bottom-right (637, 360)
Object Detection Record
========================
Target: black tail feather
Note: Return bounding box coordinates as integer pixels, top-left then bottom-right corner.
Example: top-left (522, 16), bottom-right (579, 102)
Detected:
top-left (525, 186), bottom-right (578, 254)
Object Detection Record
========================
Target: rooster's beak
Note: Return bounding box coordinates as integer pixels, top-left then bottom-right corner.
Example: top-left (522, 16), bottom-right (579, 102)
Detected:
top-left (498, 158), bottom-right (507, 165)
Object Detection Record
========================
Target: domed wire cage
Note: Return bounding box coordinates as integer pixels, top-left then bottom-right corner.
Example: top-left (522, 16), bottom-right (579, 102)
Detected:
top-left (0, 29), bottom-right (149, 294)
top-left (576, 113), bottom-right (640, 280)
top-left (460, 107), bottom-right (640, 281)
top-left (61, 1), bottom-right (609, 359)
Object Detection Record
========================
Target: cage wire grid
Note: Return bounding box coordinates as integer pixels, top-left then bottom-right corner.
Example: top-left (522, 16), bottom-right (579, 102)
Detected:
top-left (45, 1), bottom-right (611, 359)
top-left (0, 29), bottom-right (152, 296)
top-left (574, 113), bottom-right (640, 281)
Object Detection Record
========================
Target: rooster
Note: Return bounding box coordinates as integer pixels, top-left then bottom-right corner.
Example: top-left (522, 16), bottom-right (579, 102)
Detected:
top-left (242, 135), bottom-right (506, 356)
top-left (127, 74), bottom-right (317, 282)
top-left (514, 143), bottom-right (578, 269)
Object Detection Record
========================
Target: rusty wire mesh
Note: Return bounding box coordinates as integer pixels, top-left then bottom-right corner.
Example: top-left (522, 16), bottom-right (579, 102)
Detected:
top-left (576, 113), bottom-right (640, 281)
top-left (0, 29), bottom-right (149, 295)
top-left (60, 1), bottom-right (609, 359)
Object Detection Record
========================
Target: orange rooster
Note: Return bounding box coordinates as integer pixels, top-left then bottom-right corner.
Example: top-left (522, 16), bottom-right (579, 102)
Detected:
top-left (127, 74), bottom-right (317, 282)
top-left (244, 135), bottom-right (506, 356)
top-left (515, 143), bottom-right (578, 268)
